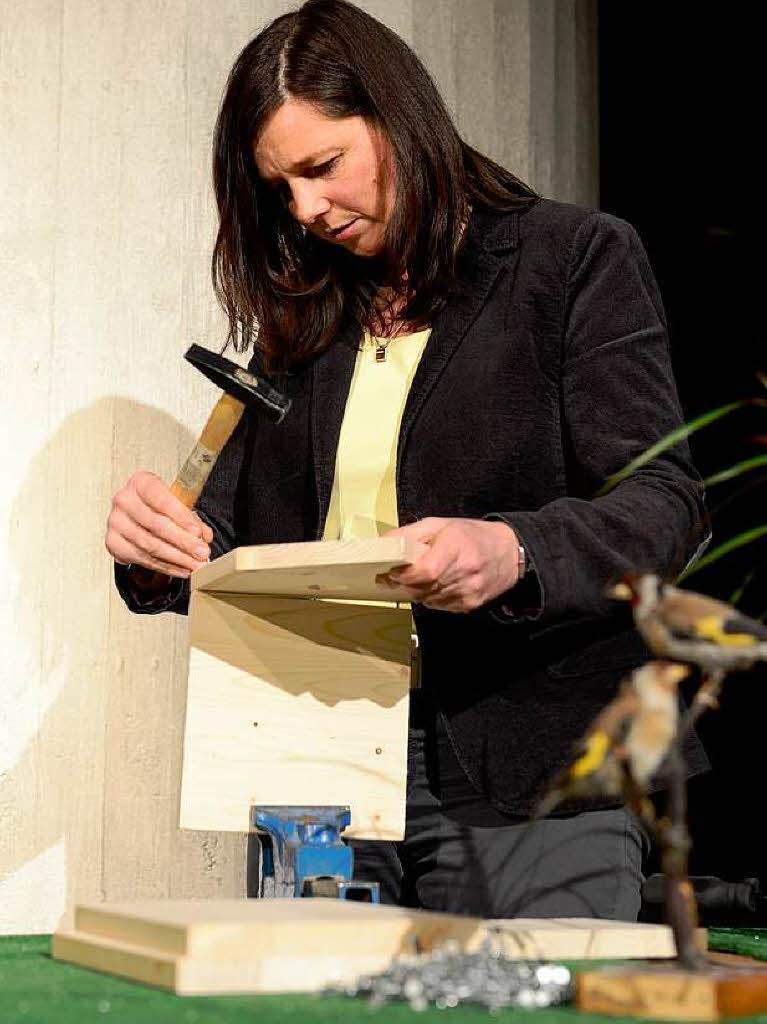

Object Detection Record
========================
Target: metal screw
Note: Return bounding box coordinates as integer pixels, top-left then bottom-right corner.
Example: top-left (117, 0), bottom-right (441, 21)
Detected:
top-left (325, 942), bottom-right (574, 1011)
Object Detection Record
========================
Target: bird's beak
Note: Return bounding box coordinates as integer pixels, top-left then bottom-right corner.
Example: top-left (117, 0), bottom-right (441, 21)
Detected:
top-left (607, 582), bottom-right (633, 601)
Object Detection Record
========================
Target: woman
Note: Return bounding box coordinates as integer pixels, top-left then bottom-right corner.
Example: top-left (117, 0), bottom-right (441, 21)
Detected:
top-left (106, 0), bottom-right (708, 919)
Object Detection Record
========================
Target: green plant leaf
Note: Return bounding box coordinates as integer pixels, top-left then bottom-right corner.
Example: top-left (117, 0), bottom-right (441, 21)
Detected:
top-left (679, 524), bottom-right (767, 581)
top-left (729, 566), bottom-right (758, 605)
top-left (708, 472), bottom-right (767, 521)
top-left (704, 454), bottom-right (767, 487)
top-left (596, 400), bottom-right (747, 497)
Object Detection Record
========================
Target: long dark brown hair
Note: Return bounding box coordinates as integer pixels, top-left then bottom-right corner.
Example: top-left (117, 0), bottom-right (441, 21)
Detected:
top-left (212, 0), bottom-right (538, 373)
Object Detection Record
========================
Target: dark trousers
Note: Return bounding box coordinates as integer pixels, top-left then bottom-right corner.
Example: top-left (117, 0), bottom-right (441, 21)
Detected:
top-left (350, 693), bottom-right (649, 919)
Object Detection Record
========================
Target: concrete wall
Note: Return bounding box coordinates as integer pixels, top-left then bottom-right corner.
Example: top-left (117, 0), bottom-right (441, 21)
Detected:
top-left (0, 0), bottom-right (598, 933)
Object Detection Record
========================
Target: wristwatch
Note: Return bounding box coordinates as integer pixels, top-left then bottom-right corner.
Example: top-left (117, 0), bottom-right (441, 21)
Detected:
top-left (517, 541), bottom-right (527, 580)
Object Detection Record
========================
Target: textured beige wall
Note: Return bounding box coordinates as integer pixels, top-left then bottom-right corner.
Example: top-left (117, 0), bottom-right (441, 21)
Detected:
top-left (0, 0), bottom-right (597, 933)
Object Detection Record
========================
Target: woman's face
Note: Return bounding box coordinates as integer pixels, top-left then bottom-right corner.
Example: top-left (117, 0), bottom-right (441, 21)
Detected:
top-left (254, 99), bottom-right (396, 258)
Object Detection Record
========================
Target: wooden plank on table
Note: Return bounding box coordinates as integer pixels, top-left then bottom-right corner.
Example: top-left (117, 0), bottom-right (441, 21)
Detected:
top-left (53, 929), bottom-right (178, 992)
top-left (180, 591), bottom-right (412, 840)
top-left (53, 899), bottom-right (484, 994)
top-left (191, 538), bottom-right (428, 601)
top-left (52, 928), bottom-right (395, 995)
top-left (52, 900), bottom-right (709, 996)
top-left (486, 917), bottom-right (704, 960)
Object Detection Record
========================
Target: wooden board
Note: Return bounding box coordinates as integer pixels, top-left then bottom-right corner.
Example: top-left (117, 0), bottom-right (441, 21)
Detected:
top-left (52, 899), bottom-right (701, 996)
top-left (180, 591), bottom-right (412, 839)
top-left (577, 961), bottom-right (767, 1020)
top-left (191, 537), bottom-right (428, 602)
top-left (52, 898), bottom-right (483, 994)
top-left (485, 917), bottom-right (703, 960)
top-left (50, 901), bottom-right (704, 995)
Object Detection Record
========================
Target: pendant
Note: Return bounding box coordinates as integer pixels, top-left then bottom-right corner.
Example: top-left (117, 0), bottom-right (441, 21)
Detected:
top-left (375, 344), bottom-right (387, 363)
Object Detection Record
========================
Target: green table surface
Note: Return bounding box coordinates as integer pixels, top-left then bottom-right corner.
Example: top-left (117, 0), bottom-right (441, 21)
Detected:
top-left (3, 932), bottom-right (767, 1024)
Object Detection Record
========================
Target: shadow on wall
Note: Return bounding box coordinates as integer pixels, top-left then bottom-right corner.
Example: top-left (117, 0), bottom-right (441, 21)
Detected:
top-left (0, 397), bottom-right (245, 934)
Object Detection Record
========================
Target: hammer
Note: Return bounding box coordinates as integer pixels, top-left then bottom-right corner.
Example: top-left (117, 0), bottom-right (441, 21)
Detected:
top-left (170, 344), bottom-right (291, 509)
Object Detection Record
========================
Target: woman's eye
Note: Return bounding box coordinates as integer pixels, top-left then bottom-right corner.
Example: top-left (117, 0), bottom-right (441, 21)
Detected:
top-left (311, 156), bottom-right (339, 176)
top-left (270, 156), bottom-right (339, 203)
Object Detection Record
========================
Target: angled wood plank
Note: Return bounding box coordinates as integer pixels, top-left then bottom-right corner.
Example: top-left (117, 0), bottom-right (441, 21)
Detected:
top-left (191, 537), bottom-right (428, 601)
top-left (180, 590), bottom-right (412, 839)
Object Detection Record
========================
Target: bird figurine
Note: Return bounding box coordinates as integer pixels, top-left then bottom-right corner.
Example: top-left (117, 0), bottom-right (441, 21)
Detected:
top-left (609, 571), bottom-right (767, 726)
top-left (534, 660), bottom-right (690, 822)
top-left (531, 659), bottom-right (707, 968)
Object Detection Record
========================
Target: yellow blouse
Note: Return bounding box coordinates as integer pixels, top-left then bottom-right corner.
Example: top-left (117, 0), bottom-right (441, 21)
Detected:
top-left (322, 326), bottom-right (433, 541)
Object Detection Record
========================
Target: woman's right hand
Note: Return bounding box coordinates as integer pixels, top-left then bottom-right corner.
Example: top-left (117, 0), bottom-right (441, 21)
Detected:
top-left (105, 470), bottom-right (213, 579)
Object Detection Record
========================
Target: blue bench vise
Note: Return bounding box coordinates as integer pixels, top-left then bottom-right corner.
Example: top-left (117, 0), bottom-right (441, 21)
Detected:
top-left (252, 805), bottom-right (380, 902)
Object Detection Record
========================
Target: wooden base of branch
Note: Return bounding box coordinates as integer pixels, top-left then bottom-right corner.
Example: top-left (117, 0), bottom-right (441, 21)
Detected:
top-left (577, 960), bottom-right (767, 1020)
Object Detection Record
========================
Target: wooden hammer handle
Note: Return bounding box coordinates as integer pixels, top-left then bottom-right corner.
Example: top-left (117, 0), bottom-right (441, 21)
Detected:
top-left (128, 392), bottom-right (246, 594)
top-left (170, 391), bottom-right (245, 509)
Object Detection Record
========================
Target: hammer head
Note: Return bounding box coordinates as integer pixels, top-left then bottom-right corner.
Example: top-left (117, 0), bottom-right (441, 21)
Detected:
top-left (185, 344), bottom-right (291, 423)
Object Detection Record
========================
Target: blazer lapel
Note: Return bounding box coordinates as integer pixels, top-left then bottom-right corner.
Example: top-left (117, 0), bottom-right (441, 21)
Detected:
top-left (309, 317), bottom-right (358, 538)
top-left (396, 206), bottom-right (519, 480)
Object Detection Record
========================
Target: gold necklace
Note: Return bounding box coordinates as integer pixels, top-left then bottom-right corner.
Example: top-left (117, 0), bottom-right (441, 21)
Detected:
top-left (367, 212), bottom-right (468, 362)
top-left (372, 319), bottom-right (408, 363)
top-left (369, 280), bottom-right (412, 362)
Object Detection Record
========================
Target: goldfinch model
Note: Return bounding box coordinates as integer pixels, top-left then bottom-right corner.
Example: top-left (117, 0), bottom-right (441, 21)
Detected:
top-left (609, 572), bottom-right (767, 721)
top-left (535, 660), bottom-right (689, 820)
top-left (610, 571), bottom-right (767, 673)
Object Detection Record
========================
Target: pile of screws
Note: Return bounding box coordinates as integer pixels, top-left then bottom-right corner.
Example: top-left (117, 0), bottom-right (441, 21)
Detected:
top-left (326, 940), bottom-right (574, 1012)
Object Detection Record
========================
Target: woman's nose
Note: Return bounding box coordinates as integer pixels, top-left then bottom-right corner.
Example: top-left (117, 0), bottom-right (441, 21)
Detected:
top-left (288, 180), bottom-right (330, 226)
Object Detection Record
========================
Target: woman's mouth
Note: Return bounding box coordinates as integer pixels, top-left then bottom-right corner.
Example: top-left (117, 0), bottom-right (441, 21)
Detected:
top-left (330, 218), bottom-right (359, 238)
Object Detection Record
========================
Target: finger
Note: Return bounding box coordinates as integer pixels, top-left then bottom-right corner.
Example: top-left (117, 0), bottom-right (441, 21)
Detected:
top-left (419, 592), bottom-right (470, 612)
top-left (421, 593), bottom-right (469, 612)
top-left (116, 491), bottom-right (211, 564)
top-left (131, 472), bottom-right (204, 535)
top-left (108, 505), bottom-right (208, 574)
top-left (106, 530), bottom-right (192, 578)
top-left (193, 514), bottom-right (214, 544)
top-left (379, 559), bottom-right (464, 591)
top-left (390, 540), bottom-right (458, 587)
top-left (128, 557), bottom-right (192, 580)
top-left (378, 579), bottom-right (443, 602)
top-left (381, 517), bottom-right (449, 542)
top-left (422, 578), bottom-right (487, 613)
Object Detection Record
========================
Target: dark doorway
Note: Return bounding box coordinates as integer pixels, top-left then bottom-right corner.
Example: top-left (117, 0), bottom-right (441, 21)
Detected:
top-left (598, 4), bottom-right (767, 905)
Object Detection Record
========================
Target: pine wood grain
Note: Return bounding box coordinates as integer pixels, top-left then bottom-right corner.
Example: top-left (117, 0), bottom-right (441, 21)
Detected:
top-left (191, 537), bottom-right (428, 601)
top-left (485, 917), bottom-right (696, 960)
top-left (180, 590), bottom-right (412, 839)
top-left (52, 900), bottom-right (699, 995)
top-left (53, 899), bottom-right (483, 994)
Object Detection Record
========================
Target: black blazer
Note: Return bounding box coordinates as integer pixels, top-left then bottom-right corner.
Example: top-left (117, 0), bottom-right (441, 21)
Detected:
top-left (117, 198), bottom-right (709, 814)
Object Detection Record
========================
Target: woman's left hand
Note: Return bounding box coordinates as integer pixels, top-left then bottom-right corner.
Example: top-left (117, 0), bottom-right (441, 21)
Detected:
top-left (376, 517), bottom-right (521, 612)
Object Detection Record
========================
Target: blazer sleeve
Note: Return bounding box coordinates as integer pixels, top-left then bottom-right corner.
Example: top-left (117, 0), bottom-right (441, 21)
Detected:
top-left (487, 211), bottom-right (709, 627)
top-left (114, 382), bottom-right (256, 617)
